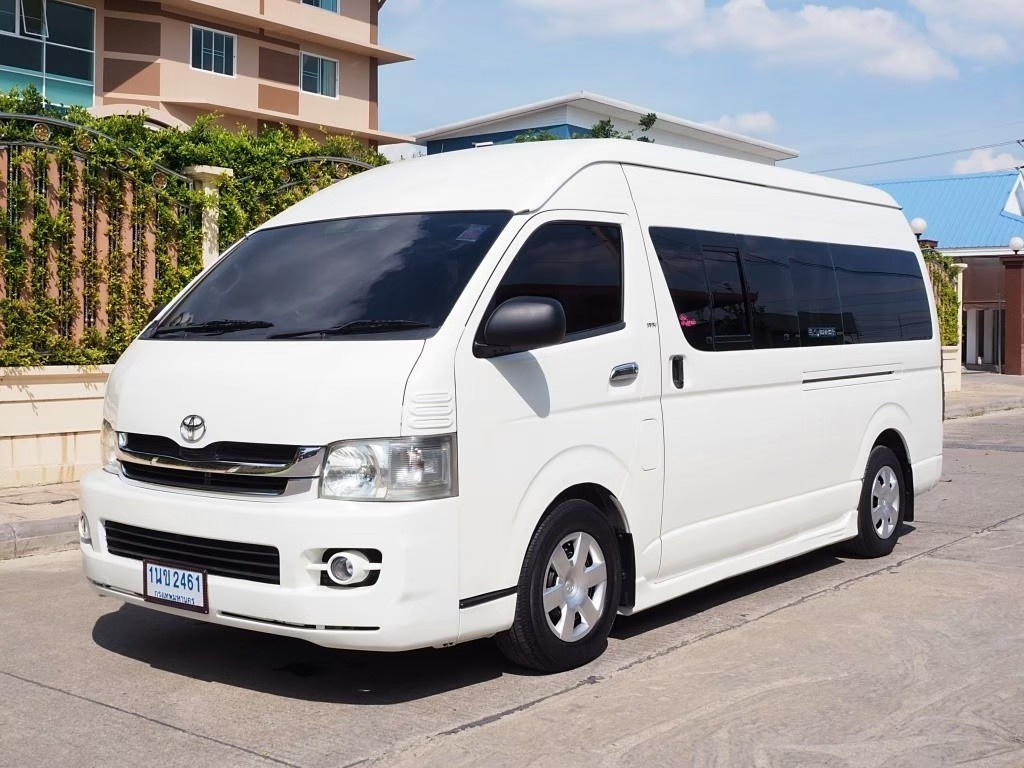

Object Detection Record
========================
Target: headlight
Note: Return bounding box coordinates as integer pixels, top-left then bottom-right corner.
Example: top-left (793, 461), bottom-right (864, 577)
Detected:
top-left (100, 420), bottom-right (124, 474)
top-left (320, 435), bottom-right (456, 501)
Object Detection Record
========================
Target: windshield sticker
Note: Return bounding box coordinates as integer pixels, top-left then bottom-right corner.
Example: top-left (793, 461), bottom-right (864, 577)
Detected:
top-left (457, 225), bottom-right (490, 243)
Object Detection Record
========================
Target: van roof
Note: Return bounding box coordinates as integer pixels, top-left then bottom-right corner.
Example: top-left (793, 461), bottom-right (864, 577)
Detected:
top-left (261, 140), bottom-right (899, 230)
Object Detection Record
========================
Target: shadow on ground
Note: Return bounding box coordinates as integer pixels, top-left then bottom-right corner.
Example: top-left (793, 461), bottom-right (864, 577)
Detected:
top-left (91, 526), bottom-right (913, 704)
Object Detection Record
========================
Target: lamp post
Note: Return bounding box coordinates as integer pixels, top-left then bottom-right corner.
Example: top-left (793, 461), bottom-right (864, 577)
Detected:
top-left (911, 218), bottom-right (928, 242)
top-left (1011, 236), bottom-right (1023, 256)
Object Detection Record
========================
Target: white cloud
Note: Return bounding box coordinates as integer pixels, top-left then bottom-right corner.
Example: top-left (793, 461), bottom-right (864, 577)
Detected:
top-left (909, 0), bottom-right (1024, 60)
top-left (953, 149), bottom-right (1024, 175)
top-left (706, 111), bottom-right (777, 135)
top-left (510, 0), bottom-right (958, 81)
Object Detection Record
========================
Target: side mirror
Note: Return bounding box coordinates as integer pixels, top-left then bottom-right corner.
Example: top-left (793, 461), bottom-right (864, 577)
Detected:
top-left (476, 296), bottom-right (566, 358)
top-left (147, 304), bottom-right (166, 323)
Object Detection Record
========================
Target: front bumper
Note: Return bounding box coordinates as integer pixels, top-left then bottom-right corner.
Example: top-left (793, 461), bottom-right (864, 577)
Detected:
top-left (80, 469), bottom-right (461, 651)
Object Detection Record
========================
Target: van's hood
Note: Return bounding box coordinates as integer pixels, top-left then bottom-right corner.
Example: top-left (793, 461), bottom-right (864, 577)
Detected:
top-left (105, 339), bottom-right (424, 446)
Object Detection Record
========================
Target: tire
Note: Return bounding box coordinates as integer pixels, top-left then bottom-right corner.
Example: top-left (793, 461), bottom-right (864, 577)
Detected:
top-left (496, 498), bottom-right (621, 673)
top-left (844, 445), bottom-right (907, 558)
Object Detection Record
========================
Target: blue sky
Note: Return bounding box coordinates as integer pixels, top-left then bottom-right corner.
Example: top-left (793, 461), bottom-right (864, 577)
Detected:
top-left (377, 0), bottom-right (1024, 183)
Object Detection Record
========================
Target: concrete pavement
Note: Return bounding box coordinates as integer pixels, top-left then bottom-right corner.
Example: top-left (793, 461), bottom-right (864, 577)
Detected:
top-left (0, 483), bottom-right (78, 560)
top-left (945, 371), bottom-right (1024, 420)
top-left (1, 410), bottom-right (1023, 767)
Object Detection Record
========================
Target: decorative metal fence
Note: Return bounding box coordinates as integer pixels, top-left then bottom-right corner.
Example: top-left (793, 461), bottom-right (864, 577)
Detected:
top-left (0, 114), bottom-right (202, 364)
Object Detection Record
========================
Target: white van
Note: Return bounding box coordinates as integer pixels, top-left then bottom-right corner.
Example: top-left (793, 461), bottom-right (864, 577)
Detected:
top-left (81, 141), bottom-right (943, 672)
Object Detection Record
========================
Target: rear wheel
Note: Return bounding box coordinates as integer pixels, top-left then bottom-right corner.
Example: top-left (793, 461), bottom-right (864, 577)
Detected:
top-left (496, 499), bottom-right (621, 672)
top-left (844, 445), bottom-right (906, 558)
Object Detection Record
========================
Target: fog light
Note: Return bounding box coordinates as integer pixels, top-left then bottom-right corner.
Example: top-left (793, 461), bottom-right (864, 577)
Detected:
top-left (79, 514), bottom-right (91, 543)
top-left (326, 550), bottom-right (371, 586)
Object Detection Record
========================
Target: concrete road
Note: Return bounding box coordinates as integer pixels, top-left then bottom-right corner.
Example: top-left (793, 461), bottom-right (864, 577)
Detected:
top-left (2, 411), bottom-right (1023, 768)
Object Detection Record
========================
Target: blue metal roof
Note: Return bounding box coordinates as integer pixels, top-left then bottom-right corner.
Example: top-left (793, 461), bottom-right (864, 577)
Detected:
top-left (872, 170), bottom-right (1024, 250)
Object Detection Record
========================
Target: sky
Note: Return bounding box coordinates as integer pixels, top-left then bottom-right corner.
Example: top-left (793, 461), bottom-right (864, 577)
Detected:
top-left (376, 0), bottom-right (1024, 183)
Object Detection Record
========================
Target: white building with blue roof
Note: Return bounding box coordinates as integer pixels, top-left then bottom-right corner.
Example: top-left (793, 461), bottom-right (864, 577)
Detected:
top-left (873, 170), bottom-right (1024, 373)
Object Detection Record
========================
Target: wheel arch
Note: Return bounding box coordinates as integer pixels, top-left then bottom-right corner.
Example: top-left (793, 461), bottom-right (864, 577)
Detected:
top-left (872, 428), bottom-right (915, 523)
top-left (542, 483), bottom-right (637, 609)
top-left (854, 404), bottom-right (915, 522)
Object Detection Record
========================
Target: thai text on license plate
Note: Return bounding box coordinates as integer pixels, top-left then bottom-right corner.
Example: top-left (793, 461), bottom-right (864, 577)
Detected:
top-left (143, 560), bottom-right (209, 614)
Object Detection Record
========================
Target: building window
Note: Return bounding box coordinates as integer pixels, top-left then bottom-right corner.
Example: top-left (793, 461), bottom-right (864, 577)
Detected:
top-left (301, 53), bottom-right (338, 98)
top-left (302, 0), bottom-right (339, 11)
top-left (191, 26), bottom-right (235, 77)
top-left (0, 0), bottom-right (95, 107)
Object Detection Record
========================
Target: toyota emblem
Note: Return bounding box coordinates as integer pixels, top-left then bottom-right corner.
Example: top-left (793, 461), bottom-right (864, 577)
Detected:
top-left (180, 415), bottom-right (206, 444)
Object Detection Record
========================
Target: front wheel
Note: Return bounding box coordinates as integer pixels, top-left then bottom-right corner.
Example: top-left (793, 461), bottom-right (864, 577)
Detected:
top-left (496, 499), bottom-right (621, 672)
top-left (844, 445), bottom-right (906, 558)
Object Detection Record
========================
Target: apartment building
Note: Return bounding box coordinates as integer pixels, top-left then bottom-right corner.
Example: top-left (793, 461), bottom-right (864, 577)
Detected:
top-left (0, 0), bottom-right (413, 145)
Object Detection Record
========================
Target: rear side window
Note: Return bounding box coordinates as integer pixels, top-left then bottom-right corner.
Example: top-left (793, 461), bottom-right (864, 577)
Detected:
top-left (649, 227), bottom-right (713, 350)
top-left (702, 248), bottom-right (753, 351)
top-left (491, 222), bottom-right (623, 337)
top-left (651, 227), bottom-right (932, 351)
top-left (830, 245), bottom-right (933, 343)
top-left (788, 240), bottom-right (845, 346)
top-left (739, 236), bottom-right (800, 349)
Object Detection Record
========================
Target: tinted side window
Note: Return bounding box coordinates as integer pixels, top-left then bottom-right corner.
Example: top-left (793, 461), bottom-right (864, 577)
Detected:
top-left (650, 227), bottom-right (713, 351)
top-left (702, 249), bottom-right (753, 351)
top-left (830, 245), bottom-right (933, 343)
top-left (739, 236), bottom-right (800, 349)
top-left (788, 240), bottom-right (845, 346)
top-left (493, 222), bottom-right (623, 336)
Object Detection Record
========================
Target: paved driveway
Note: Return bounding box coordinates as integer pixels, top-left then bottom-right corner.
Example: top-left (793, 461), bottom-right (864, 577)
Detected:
top-left (2, 411), bottom-right (1023, 767)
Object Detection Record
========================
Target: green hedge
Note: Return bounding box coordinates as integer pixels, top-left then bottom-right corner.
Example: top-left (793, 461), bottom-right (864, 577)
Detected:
top-left (0, 86), bottom-right (386, 367)
top-left (923, 247), bottom-right (961, 347)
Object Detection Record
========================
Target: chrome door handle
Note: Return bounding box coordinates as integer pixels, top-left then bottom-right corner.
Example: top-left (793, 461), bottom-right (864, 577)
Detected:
top-left (610, 363), bottom-right (639, 384)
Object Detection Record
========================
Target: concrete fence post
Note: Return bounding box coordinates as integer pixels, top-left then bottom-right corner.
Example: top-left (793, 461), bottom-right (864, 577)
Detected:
top-left (183, 165), bottom-right (234, 269)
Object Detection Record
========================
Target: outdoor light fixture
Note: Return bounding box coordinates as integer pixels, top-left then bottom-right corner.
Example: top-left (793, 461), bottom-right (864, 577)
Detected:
top-left (1010, 236), bottom-right (1024, 255)
top-left (910, 218), bottom-right (928, 240)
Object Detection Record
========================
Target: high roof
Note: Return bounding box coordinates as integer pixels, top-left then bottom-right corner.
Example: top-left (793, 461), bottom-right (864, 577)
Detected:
top-left (411, 92), bottom-right (799, 163)
top-left (263, 140), bottom-right (895, 230)
top-left (872, 170), bottom-right (1024, 250)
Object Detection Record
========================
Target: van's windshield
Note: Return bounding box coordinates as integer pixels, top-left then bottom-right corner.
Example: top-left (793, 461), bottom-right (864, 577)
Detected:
top-left (147, 211), bottom-right (513, 340)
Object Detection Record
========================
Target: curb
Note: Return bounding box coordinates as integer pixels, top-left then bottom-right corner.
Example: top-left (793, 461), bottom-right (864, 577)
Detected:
top-left (945, 400), bottom-right (1024, 421)
top-left (0, 515), bottom-right (79, 561)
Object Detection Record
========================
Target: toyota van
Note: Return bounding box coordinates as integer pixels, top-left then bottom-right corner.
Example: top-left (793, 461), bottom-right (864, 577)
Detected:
top-left (81, 141), bottom-right (943, 672)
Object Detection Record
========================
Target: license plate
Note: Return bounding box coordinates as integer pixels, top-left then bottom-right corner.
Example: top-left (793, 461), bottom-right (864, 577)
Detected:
top-left (143, 560), bottom-right (209, 614)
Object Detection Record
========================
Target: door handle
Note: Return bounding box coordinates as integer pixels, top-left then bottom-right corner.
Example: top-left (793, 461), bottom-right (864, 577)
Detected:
top-left (610, 363), bottom-right (639, 384)
top-left (671, 356), bottom-right (685, 389)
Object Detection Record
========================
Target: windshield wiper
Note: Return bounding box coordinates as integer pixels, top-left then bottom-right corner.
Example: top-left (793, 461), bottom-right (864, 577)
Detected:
top-left (151, 320), bottom-right (275, 337)
top-left (269, 320), bottom-right (432, 340)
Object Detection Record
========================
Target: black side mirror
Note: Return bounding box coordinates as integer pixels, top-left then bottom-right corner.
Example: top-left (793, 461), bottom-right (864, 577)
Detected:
top-left (147, 304), bottom-right (166, 323)
top-left (475, 296), bottom-right (566, 358)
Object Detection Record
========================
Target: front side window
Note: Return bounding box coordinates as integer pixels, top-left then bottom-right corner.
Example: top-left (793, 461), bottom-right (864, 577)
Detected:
top-left (301, 53), bottom-right (338, 98)
top-left (148, 212), bottom-right (512, 341)
top-left (191, 27), bottom-right (235, 76)
top-left (302, 0), bottom-right (339, 11)
top-left (490, 222), bottom-right (623, 338)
